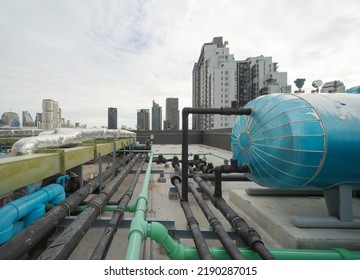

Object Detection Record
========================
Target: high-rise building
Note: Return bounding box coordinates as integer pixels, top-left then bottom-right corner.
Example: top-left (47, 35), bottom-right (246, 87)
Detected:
top-left (164, 98), bottom-right (179, 130)
top-left (193, 37), bottom-right (291, 130)
top-left (237, 56), bottom-right (291, 104)
top-left (151, 100), bottom-right (162, 130)
top-left (192, 37), bottom-right (237, 130)
top-left (0, 112), bottom-right (20, 127)
top-left (137, 109), bottom-right (150, 131)
top-left (22, 111), bottom-right (34, 127)
top-left (42, 99), bottom-right (60, 130)
top-left (35, 113), bottom-right (42, 129)
top-left (108, 107), bottom-right (118, 129)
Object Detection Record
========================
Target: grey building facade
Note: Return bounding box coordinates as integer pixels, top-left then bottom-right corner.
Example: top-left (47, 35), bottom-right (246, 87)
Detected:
top-left (164, 98), bottom-right (179, 130)
top-left (108, 107), bottom-right (117, 129)
top-left (151, 100), bottom-right (162, 130)
top-left (137, 109), bottom-right (150, 131)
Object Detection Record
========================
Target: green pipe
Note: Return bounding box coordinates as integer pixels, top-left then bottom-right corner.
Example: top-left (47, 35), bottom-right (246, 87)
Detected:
top-left (180, 246), bottom-right (360, 260)
top-left (125, 151), bottom-right (154, 260)
top-left (125, 203), bottom-right (137, 213)
top-left (143, 220), bottom-right (360, 260)
top-left (147, 221), bottom-right (185, 260)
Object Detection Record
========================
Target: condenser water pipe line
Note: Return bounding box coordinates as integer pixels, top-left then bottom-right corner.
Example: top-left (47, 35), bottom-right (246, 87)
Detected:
top-left (38, 153), bottom-right (141, 260)
top-left (181, 107), bottom-right (252, 201)
top-left (0, 152), bottom-right (135, 260)
top-left (90, 158), bottom-right (146, 260)
top-left (125, 151), bottom-right (154, 260)
top-left (170, 164), bottom-right (212, 260)
top-left (0, 183), bottom-right (65, 245)
top-left (172, 176), bottom-right (213, 260)
top-left (193, 173), bottom-right (275, 260)
top-left (187, 180), bottom-right (245, 260)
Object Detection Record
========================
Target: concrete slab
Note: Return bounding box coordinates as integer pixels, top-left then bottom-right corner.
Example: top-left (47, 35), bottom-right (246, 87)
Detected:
top-left (229, 183), bottom-right (360, 250)
top-left (56, 144), bottom-right (360, 260)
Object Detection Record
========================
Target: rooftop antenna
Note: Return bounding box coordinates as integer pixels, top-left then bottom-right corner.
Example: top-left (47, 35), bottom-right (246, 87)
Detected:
top-left (311, 80), bottom-right (323, 93)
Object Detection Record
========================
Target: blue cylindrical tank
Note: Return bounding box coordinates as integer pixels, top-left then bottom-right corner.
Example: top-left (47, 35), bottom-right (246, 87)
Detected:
top-left (231, 93), bottom-right (360, 189)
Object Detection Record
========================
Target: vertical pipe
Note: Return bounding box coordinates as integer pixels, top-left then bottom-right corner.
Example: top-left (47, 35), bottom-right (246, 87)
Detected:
top-left (125, 151), bottom-right (154, 260)
top-left (112, 136), bottom-right (116, 179)
top-left (181, 107), bottom-right (252, 201)
top-left (98, 153), bottom-right (103, 192)
top-left (79, 164), bottom-right (84, 187)
top-left (181, 110), bottom-right (189, 201)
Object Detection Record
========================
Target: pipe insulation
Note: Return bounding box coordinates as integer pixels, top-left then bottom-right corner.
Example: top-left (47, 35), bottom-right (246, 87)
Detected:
top-left (187, 180), bottom-right (245, 260)
top-left (38, 153), bottom-right (141, 260)
top-left (90, 158), bottom-right (146, 260)
top-left (11, 128), bottom-right (136, 155)
top-left (0, 153), bottom-right (135, 260)
top-left (231, 93), bottom-right (360, 189)
top-left (193, 174), bottom-right (275, 260)
top-left (171, 165), bottom-right (213, 260)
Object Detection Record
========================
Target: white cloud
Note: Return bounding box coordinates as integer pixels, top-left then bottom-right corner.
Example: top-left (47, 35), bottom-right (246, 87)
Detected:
top-left (0, 0), bottom-right (359, 128)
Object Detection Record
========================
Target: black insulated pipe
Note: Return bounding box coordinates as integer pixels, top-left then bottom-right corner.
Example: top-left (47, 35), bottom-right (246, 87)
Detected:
top-left (214, 165), bottom-right (250, 197)
top-left (0, 152), bottom-right (135, 260)
top-left (90, 158), bottom-right (146, 260)
top-left (38, 153), bottom-right (141, 260)
top-left (171, 168), bottom-right (213, 260)
top-left (182, 107), bottom-right (252, 201)
top-left (193, 174), bottom-right (275, 260)
top-left (187, 180), bottom-right (245, 260)
top-left (199, 174), bottom-right (250, 182)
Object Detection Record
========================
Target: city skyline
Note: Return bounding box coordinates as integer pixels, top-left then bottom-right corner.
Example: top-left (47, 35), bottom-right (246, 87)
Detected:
top-left (1, 1), bottom-right (359, 129)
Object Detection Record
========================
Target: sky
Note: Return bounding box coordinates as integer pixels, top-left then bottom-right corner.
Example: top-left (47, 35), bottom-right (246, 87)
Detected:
top-left (1, 0), bottom-right (359, 129)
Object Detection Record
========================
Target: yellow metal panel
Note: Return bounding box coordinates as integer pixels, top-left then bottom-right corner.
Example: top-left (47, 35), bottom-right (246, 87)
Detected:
top-left (0, 153), bottom-right (61, 195)
top-left (0, 138), bottom-right (135, 194)
top-left (62, 146), bottom-right (95, 170)
top-left (0, 138), bottom-right (21, 145)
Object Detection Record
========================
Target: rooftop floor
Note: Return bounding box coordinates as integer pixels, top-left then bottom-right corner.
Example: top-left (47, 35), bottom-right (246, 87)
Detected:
top-left (51, 144), bottom-right (360, 260)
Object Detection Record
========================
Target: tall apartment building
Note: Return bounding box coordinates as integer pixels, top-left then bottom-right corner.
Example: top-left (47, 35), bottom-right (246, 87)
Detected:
top-left (193, 38), bottom-right (291, 130)
top-left (237, 56), bottom-right (291, 104)
top-left (108, 107), bottom-right (118, 129)
top-left (42, 99), bottom-right (60, 130)
top-left (22, 111), bottom-right (34, 127)
top-left (151, 100), bottom-right (162, 130)
top-left (35, 113), bottom-right (42, 129)
top-left (192, 37), bottom-right (237, 130)
top-left (137, 109), bottom-right (150, 131)
top-left (164, 98), bottom-right (179, 130)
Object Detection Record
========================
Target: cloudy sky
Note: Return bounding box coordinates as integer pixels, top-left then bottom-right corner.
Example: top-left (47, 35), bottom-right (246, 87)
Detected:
top-left (1, 0), bottom-right (359, 128)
